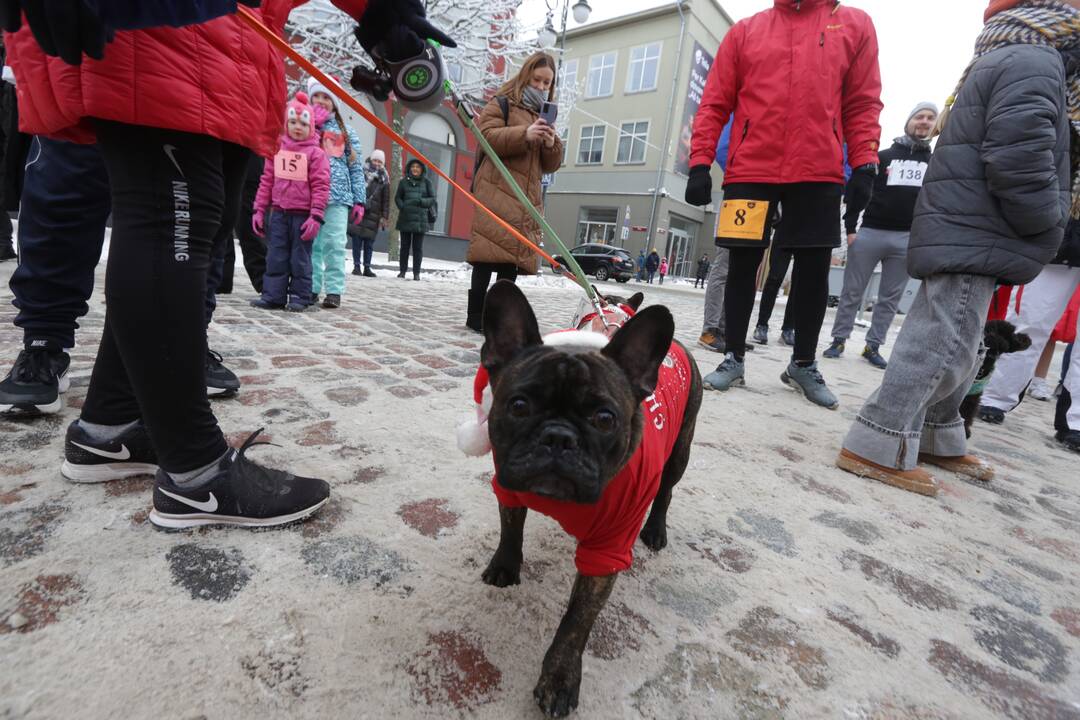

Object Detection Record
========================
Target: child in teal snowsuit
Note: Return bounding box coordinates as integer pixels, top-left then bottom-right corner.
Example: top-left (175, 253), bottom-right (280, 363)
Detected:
top-left (308, 77), bottom-right (366, 309)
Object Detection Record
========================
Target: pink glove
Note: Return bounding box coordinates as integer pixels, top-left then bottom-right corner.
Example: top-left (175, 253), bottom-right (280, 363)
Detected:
top-left (312, 104), bottom-right (330, 129)
top-left (252, 209), bottom-right (265, 237)
top-left (350, 204), bottom-right (365, 225)
top-left (300, 215), bottom-right (323, 242)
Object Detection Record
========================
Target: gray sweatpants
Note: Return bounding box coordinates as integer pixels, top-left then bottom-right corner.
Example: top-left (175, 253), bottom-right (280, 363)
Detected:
top-left (831, 227), bottom-right (911, 347)
top-left (842, 273), bottom-right (995, 470)
top-left (701, 248), bottom-right (729, 335)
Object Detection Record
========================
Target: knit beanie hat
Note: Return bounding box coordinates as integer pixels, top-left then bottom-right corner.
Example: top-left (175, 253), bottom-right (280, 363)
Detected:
top-left (985, 0), bottom-right (1024, 21)
top-left (306, 76), bottom-right (334, 102)
top-left (370, 149), bottom-right (386, 163)
top-left (286, 92), bottom-right (315, 139)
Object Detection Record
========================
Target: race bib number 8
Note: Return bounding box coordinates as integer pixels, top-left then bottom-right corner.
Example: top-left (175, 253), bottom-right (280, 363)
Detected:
top-left (717, 199), bottom-right (769, 241)
top-left (886, 160), bottom-right (927, 188)
top-left (274, 150), bottom-right (308, 181)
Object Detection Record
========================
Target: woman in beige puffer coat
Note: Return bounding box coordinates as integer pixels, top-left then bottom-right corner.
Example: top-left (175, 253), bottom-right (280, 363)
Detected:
top-left (465, 51), bottom-right (564, 331)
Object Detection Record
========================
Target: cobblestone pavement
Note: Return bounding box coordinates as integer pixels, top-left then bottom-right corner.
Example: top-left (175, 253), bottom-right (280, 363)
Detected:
top-left (1, 263), bottom-right (1079, 719)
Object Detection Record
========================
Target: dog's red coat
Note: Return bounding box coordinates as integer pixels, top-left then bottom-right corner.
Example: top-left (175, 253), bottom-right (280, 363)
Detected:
top-left (492, 343), bottom-right (693, 576)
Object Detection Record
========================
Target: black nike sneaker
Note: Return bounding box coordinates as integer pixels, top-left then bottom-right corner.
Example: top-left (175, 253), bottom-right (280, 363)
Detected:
top-left (61, 419), bottom-right (160, 483)
top-left (149, 429), bottom-right (330, 529)
top-left (0, 343), bottom-right (71, 415)
top-left (206, 349), bottom-right (241, 398)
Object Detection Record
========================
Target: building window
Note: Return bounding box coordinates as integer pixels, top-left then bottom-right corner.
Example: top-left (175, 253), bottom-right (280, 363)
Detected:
top-left (586, 52), bottom-right (616, 98)
top-left (616, 120), bottom-right (649, 164)
top-left (578, 208), bottom-right (619, 245)
top-left (577, 125), bottom-right (605, 165)
top-left (559, 59), bottom-right (578, 91)
top-left (625, 42), bottom-right (661, 93)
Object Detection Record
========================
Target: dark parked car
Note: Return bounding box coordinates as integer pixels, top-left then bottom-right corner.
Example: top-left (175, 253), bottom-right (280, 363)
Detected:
top-left (552, 243), bottom-right (635, 282)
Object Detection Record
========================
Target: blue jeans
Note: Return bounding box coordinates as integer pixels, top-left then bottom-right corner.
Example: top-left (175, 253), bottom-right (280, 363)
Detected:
top-left (351, 232), bottom-right (375, 269)
top-left (9, 137), bottom-right (111, 349)
top-left (843, 273), bottom-right (996, 469)
top-left (261, 211), bottom-right (313, 306)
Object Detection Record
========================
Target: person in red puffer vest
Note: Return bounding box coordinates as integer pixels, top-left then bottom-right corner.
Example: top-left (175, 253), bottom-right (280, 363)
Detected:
top-left (685, 0), bottom-right (883, 411)
top-left (1, 1), bottom-right (456, 530)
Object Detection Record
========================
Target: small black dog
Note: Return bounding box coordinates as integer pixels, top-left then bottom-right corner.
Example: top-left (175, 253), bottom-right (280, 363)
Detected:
top-left (959, 319), bottom-right (1031, 437)
top-left (479, 281), bottom-right (702, 717)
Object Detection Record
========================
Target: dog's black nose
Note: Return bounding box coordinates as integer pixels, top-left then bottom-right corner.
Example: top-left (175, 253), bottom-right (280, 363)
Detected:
top-left (539, 425), bottom-right (578, 452)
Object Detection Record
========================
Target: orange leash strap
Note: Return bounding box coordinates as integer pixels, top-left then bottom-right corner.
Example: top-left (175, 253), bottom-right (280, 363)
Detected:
top-left (235, 6), bottom-right (575, 281)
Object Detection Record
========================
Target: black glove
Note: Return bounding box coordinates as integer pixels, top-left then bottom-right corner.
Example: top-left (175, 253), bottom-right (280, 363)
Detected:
top-left (355, 0), bottom-right (457, 62)
top-left (685, 164), bottom-right (712, 206)
top-left (1, 0), bottom-right (107, 65)
top-left (844, 163), bottom-right (877, 221)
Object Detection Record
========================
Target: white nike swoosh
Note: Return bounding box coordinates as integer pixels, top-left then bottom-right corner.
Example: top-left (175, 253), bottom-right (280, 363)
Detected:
top-left (159, 487), bottom-right (219, 513)
top-left (72, 441), bottom-right (131, 461)
top-left (163, 144), bottom-right (184, 177)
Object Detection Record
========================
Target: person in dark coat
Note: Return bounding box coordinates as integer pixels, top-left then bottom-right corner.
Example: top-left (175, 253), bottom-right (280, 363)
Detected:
top-left (837, 0), bottom-right (1078, 496)
top-left (0, 39), bottom-right (29, 261)
top-left (395, 158), bottom-right (435, 280)
top-left (694, 254), bottom-right (710, 288)
top-left (350, 148), bottom-right (389, 277)
top-left (644, 249), bottom-right (660, 284)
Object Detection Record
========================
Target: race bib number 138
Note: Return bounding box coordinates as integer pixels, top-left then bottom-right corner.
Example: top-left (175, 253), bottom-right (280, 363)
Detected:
top-left (886, 160), bottom-right (927, 188)
top-left (717, 199), bottom-right (769, 241)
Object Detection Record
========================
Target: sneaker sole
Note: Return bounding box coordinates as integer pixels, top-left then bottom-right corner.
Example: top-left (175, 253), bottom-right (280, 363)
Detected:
top-left (780, 371), bottom-right (839, 410)
top-left (147, 497), bottom-right (330, 529)
top-left (836, 453), bottom-right (938, 497)
top-left (207, 386), bottom-right (239, 398)
top-left (0, 371), bottom-right (70, 415)
top-left (61, 461), bottom-right (159, 483)
top-left (703, 377), bottom-right (745, 391)
top-left (697, 340), bottom-right (724, 352)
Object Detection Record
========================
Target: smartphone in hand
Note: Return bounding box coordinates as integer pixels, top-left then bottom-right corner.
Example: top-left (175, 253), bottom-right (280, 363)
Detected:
top-left (539, 101), bottom-right (558, 126)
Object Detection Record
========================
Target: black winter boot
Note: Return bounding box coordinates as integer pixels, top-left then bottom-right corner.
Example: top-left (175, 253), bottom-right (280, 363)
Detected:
top-left (466, 289), bottom-right (485, 332)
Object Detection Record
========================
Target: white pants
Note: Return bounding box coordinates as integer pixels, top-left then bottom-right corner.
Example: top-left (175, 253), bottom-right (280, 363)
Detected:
top-left (982, 264), bottom-right (1080, 429)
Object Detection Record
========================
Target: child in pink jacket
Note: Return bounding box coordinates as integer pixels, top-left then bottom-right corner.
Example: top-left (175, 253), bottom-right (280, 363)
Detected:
top-left (659, 257), bottom-right (669, 285)
top-left (250, 92), bottom-right (331, 311)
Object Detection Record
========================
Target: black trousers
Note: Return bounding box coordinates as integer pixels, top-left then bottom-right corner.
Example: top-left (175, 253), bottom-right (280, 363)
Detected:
top-left (400, 232), bottom-right (424, 276)
top-left (204, 143), bottom-right (250, 323)
top-left (221, 151), bottom-right (268, 293)
top-left (755, 243), bottom-right (796, 330)
top-left (81, 121), bottom-right (241, 472)
top-left (470, 262), bottom-right (519, 292)
top-left (725, 246), bottom-right (831, 362)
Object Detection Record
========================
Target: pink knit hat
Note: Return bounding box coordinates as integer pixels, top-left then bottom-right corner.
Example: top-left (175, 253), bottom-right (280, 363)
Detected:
top-left (286, 91), bottom-right (315, 138)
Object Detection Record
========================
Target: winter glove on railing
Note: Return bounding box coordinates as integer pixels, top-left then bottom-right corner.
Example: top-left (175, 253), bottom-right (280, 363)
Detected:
top-left (350, 204), bottom-right (365, 225)
top-left (684, 165), bottom-right (712, 207)
top-left (1, 0), bottom-right (107, 64)
top-left (252, 209), bottom-right (266, 238)
top-left (300, 215), bottom-right (323, 242)
top-left (844, 163), bottom-right (878, 223)
top-left (355, 0), bottom-right (457, 62)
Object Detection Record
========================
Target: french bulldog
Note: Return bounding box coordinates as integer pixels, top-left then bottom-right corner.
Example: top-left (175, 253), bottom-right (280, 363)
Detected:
top-left (478, 281), bottom-right (703, 717)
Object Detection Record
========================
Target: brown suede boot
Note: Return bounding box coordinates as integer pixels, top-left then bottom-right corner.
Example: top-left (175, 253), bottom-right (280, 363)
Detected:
top-left (836, 448), bottom-right (938, 497)
top-left (918, 453), bottom-right (994, 482)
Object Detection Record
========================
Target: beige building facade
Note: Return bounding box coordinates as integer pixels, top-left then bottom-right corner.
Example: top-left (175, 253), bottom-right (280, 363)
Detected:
top-left (543, 0), bottom-right (733, 277)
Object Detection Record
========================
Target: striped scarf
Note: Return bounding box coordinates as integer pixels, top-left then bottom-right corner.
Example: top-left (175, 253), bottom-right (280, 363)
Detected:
top-left (942, 1), bottom-right (1080, 218)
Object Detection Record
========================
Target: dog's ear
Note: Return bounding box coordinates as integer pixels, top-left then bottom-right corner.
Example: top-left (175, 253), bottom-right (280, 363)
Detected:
top-left (1011, 331), bottom-right (1032, 353)
top-left (625, 292), bottom-right (645, 311)
top-left (482, 281), bottom-right (542, 382)
top-left (602, 305), bottom-right (674, 401)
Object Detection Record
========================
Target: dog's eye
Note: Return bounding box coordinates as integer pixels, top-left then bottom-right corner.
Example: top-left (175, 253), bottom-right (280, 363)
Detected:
top-left (508, 397), bottom-right (530, 418)
top-left (592, 409), bottom-right (616, 432)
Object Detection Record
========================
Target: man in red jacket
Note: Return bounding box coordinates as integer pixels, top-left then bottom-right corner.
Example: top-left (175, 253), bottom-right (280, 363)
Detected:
top-left (685, 0), bottom-right (883, 410)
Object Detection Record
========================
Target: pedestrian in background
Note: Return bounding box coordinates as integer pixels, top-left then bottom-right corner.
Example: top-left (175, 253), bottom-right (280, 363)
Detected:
top-left (464, 51), bottom-right (563, 330)
top-left (636, 249), bottom-right (646, 282)
top-left (308, 77), bottom-right (366, 309)
top-left (659, 256), bottom-right (669, 284)
top-left (823, 102), bottom-right (938, 369)
top-left (395, 158), bottom-right (435, 280)
top-left (837, 0), bottom-right (1077, 495)
top-left (694, 254), bottom-right (709, 288)
top-left (351, 148), bottom-right (389, 277)
top-left (645, 248), bottom-right (660, 284)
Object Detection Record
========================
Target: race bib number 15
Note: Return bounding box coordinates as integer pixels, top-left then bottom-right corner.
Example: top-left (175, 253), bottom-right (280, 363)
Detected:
top-left (717, 199), bottom-right (770, 241)
top-left (274, 150), bottom-right (308, 181)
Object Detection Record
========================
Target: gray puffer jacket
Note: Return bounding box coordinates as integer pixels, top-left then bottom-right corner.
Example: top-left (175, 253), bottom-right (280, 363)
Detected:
top-left (908, 45), bottom-right (1071, 285)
